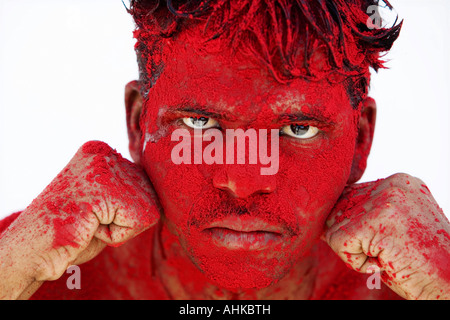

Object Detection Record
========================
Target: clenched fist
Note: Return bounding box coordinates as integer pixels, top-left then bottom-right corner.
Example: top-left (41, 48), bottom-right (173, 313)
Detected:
top-left (324, 173), bottom-right (450, 300)
top-left (0, 141), bottom-right (161, 299)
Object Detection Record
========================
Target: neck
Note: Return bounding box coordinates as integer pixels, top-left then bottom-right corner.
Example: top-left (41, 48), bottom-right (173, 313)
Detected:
top-left (152, 222), bottom-right (319, 299)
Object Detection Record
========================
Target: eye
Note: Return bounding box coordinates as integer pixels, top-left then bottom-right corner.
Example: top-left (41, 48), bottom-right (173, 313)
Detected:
top-left (280, 124), bottom-right (319, 139)
top-left (182, 116), bottom-right (219, 129)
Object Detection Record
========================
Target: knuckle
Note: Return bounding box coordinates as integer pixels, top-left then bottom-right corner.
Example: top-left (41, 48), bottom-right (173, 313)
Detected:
top-left (411, 176), bottom-right (427, 188)
top-left (387, 173), bottom-right (426, 192)
top-left (326, 227), bottom-right (348, 252)
top-left (388, 173), bottom-right (413, 188)
top-left (380, 186), bottom-right (408, 202)
top-left (390, 172), bottom-right (410, 181)
top-left (376, 187), bottom-right (413, 219)
top-left (79, 140), bottom-right (112, 156)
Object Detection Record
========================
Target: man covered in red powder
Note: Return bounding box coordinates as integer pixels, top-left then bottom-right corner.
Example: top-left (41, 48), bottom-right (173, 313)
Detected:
top-left (0, 0), bottom-right (449, 300)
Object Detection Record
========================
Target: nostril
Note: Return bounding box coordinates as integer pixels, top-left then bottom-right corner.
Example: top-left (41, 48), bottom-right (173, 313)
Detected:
top-left (212, 167), bottom-right (277, 199)
top-left (212, 169), bottom-right (230, 191)
top-left (260, 185), bottom-right (275, 194)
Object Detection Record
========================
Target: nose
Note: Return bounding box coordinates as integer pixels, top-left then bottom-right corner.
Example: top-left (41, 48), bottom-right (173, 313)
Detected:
top-left (213, 165), bottom-right (277, 199)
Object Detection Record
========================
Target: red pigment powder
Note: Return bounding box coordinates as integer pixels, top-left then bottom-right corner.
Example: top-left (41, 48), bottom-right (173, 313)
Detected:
top-left (136, 11), bottom-right (364, 291)
top-left (81, 141), bottom-right (156, 227)
top-left (407, 216), bottom-right (450, 286)
top-left (29, 140), bottom-right (157, 250)
top-left (1, 1), bottom-right (408, 299)
top-left (52, 215), bottom-right (79, 248)
top-left (126, 0), bottom-right (399, 295)
top-left (333, 180), bottom-right (381, 224)
top-left (0, 211), bottom-right (21, 237)
top-left (437, 229), bottom-right (450, 241)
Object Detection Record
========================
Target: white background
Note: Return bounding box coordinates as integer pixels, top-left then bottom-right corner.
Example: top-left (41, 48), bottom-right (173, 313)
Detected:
top-left (0, 0), bottom-right (449, 220)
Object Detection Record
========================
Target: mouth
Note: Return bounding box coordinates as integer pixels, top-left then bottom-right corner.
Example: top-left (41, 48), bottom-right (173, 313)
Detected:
top-left (202, 216), bottom-right (284, 251)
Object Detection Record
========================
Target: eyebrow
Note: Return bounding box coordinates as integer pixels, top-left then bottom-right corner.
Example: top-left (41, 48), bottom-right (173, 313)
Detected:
top-left (277, 112), bottom-right (336, 126)
top-left (179, 107), bottom-right (223, 119)
top-left (164, 102), bottom-right (335, 125)
top-left (165, 103), bottom-right (237, 121)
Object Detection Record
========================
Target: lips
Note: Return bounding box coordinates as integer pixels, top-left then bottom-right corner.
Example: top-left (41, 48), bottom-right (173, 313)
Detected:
top-left (202, 216), bottom-right (284, 250)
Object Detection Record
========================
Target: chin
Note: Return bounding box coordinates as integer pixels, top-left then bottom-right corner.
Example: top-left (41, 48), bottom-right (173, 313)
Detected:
top-left (185, 237), bottom-right (298, 291)
top-left (198, 256), bottom-right (285, 290)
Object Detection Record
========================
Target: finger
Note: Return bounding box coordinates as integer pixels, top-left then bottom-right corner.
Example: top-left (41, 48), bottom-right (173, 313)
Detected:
top-left (326, 226), bottom-right (362, 269)
top-left (360, 257), bottom-right (385, 274)
top-left (94, 205), bottom-right (160, 247)
top-left (113, 160), bottom-right (163, 227)
top-left (73, 237), bottom-right (107, 265)
top-left (94, 223), bottom-right (134, 247)
top-left (113, 200), bottom-right (161, 231)
top-left (325, 218), bottom-right (386, 273)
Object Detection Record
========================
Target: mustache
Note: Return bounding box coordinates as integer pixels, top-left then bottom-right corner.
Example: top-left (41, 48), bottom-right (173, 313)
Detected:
top-left (186, 189), bottom-right (300, 235)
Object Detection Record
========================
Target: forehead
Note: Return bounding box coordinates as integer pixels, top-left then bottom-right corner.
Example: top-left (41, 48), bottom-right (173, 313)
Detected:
top-left (145, 26), bottom-right (353, 122)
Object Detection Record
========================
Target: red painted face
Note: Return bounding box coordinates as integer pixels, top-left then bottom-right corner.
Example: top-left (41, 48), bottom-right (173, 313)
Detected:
top-left (139, 25), bottom-right (361, 290)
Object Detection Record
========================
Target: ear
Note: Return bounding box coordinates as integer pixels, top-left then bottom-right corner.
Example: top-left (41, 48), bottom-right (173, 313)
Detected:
top-left (125, 80), bottom-right (144, 165)
top-left (347, 97), bottom-right (377, 185)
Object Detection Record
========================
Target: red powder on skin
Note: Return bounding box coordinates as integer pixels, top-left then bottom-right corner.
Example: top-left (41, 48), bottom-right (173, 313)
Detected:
top-left (129, 0), bottom-right (400, 297)
top-left (0, 211), bottom-right (21, 237)
top-left (33, 168), bottom-right (90, 249)
top-left (48, 201), bottom-right (95, 249)
top-left (437, 229), bottom-right (450, 241)
top-left (136, 12), bottom-right (365, 292)
top-left (81, 141), bottom-right (156, 228)
top-left (29, 140), bottom-right (157, 250)
top-left (0, 2), bottom-right (408, 300)
top-left (52, 216), bottom-right (79, 248)
top-left (333, 181), bottom-right (381, 224)
top-left (406, 215), bottom-right (450, 286)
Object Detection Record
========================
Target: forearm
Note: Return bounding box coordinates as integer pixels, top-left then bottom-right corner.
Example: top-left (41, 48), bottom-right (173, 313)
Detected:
top-left (0, 205), bottom-right (58, 300)
top-left (0, 263), bottom-right (42, 300)
top-left (0, 229), bottom-right (42, 300)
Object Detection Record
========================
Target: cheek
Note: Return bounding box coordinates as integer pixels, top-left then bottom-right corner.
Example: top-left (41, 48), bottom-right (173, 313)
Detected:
top-left (279, 125), bottom-right (358, 229)
top-left (141, 134), bottom-right (210, 228)
top-left (141, 122), bottom-right (358, 222)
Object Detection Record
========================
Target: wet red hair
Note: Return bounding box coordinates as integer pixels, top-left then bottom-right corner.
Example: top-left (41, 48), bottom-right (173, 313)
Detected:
top-left (127, 0), bottom-right (402, 109)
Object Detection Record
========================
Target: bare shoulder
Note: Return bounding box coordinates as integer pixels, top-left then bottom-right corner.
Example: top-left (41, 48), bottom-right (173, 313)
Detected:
top-left (310, 241), bottom-right (403, 300)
